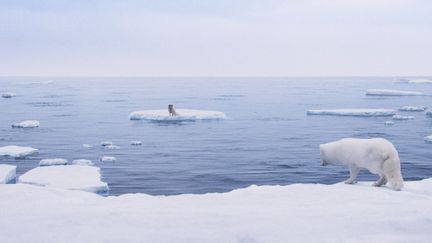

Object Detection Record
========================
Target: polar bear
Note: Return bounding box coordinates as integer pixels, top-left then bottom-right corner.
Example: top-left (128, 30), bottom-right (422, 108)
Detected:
top-left (320, 138), bottom-right (404, 190)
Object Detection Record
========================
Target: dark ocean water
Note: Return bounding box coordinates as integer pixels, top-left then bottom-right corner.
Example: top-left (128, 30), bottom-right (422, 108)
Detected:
top-left (1, 77), bottom-right (431, 195)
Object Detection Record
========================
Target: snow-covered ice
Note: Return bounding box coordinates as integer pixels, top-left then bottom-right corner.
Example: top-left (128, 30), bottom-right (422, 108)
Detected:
top-left (393, 115), bottom-right (415, 120)
top-left (72, 159), bottom-right (94, 166)
top-left (1, 179), bottom-right (432, 243)
top-left (129, 109), bottom-right (227, 121)
top-left (131, 140), bottom-right (142, 146)
top-left (12, 120), bottom-right (40, 128)
top-left (39, 158), bottom-right (68, 166)
top-left (425, 135), bottom-right (432, 143)
top-left (384, 121), bottom-right (394, 126)
top-left (0, 145), bottom-right (38, 158)
top-left (366, 89), bottom-right (424, 96)
top-left (1, 92), bottom-right (16, 98)
top-left (0, 164), bottom-right (16, 184)
top-left (17, 165), bottom-right (108, 193)
top-left (398, 106), bottom-right (427, 112)
top-left (100, 156), bottom-right (116, 162)
top-left (407, 78), bottom-right (432, 84)
top-left (306, 109), bottom-right (396, 117)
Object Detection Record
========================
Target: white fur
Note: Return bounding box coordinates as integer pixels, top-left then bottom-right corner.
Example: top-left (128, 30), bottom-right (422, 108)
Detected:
top-left (320, 138), bottom-right (404, 190)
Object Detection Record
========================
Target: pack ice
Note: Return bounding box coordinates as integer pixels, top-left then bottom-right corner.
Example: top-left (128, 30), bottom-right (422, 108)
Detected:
top-left (407, 78), bottom-right (432, 84)
top-left (129, 109), bottom-right (227, 121)
top-left (12, 120), bottom-right (40, 128)
top-left (72, 159), bottom-right (94, 166)
top-left (0, 164), bottom-right (16, 184)
top-left (18, 165), bottom-right (108, 193)
top-left (0, 145), bottom-right (38, 158)
top-left (100, 156), bottom-right (116, 162)
top-left (366, 89), bottom-right (424, 96)
top-left (398, 106), bottom-right (427, 112)
top-left (306, 109), bottom-right (396, 117)
top-left (392, 115), bottom-right (415, 120)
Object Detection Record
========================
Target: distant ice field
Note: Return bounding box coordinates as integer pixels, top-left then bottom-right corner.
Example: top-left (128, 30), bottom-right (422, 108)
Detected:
top-left (1, 77), bottom-right (432, 195)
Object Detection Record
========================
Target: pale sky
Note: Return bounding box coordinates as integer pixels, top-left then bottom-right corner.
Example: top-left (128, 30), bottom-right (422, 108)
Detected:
top-left (0, 0), bottom-right (431, 76)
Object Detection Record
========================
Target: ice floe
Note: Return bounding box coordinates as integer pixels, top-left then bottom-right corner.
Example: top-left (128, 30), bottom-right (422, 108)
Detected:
top-left (72, 159), bottom-right (94, 166)
top-left (306, 109), bottom-right (396, 117)
top-left (1, 179), bottom-right (432, 242)
top-left (12, 120), bottom-right (40, 128)
top-left (129, 109), bottom-right (227, 121)
top-left (425, 135), bottom-right (432, 143)
top-left (131, 140), bottom-right (142, 146)
top-left (101, 141), bottom-right (113, 147)
top-left (407, 78), bottom-right (432, 84)
top-left (366, 89), bottom-right (424, 96)
top-left (39, 158), bottom-right (68, 166)
top-left (0, 145), bottom-right (38, 158)
top-left (392, 115), bottom-right (415, 120)
top-left (398, 106), bottom-right (427, 112)
top-left (100, 156), bottom-right (116, 162)
top-left (384, 121), bottom-right (394, 126)
top-left (0, 164), bottom-right (16, 184)
top-left (83, 144), bottom-right (93, 148)
top-left (18, 165), bottom-right (107, 193)
top-left (1, 92), bottom-right (16, 98)
top-left (29, 80), bottom-right (54, 85)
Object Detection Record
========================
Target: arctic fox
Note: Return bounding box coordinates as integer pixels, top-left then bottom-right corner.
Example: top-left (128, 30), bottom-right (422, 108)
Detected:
top-left (320, 138), bottom-right (404, 190)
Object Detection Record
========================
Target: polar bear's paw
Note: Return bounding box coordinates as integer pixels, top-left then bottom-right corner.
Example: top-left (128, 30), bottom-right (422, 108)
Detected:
top-left (344, 179), bottom-right (357, 184)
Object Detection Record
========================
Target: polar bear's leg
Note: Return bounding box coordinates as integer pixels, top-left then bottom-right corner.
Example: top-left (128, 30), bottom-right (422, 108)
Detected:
top-left (373, 175), bottom-right (387, 187)
top-left (383, 156), bottom-right (404, 190)
top-left (344, 165), bottom-right (359, 184)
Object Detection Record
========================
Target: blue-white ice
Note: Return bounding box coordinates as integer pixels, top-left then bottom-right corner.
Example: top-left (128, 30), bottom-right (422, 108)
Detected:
top-left (398, 106), bottom-right (427, 112)
top-left (39, 158), bottom-right (68, 166)
top-left (424, 135), bottom-right (432, 144)
top-left (12, 120), bottom-right (40, 128)
top-left (101, 156), bottom-right (116, 162)
top-left (1, 92), bottom-right (16, 98)
top-left (307, 109), bottom-right (396, 117)
top-left (0, 146), bottom-right (38, 158)
top-left (366, 89), bottom-right (424, 96)
top-left (72, 159), bottom-right (94, 166)
top-left (129, 109), bottom-right (227, 121)
top-left (393, 115), bottom-right (415, 120)
top-left (0, 164), bottom-right (16, 184)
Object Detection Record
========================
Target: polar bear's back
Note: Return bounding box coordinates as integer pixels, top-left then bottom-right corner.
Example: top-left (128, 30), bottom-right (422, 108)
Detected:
top-left (321, 138), bottom-right (399, 170)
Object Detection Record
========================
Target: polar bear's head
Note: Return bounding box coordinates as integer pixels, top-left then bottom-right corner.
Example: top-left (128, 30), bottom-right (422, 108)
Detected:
top-left (319, 144), bottom-right (329, 166)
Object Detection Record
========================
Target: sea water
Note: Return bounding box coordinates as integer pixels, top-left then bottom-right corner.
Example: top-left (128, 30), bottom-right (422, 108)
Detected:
top-left (1, 77), bottom-right (431, 195)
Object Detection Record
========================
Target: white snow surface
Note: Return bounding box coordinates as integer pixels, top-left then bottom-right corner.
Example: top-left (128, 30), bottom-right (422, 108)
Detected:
top-left (12, 120), bottom-right (40, 128)
top-left (100, 156), bottom-right (116, 162)
top-left (72, 159), bottom-right (94, 166)
top-left (39, 158), bottom-right (68, 166)
top-left (425, 135), bottom-right (432, 143)
top-left (17, 165), bottom-right (107, 193)
top-left (1, 92), bottom-right (16, 98)
top-left (0, 164), bottom-right (16, 184)
top-left (307, 109), bottom-right (396, 117)
top-left (0, 145), bottom-right (38, 158)
top-left (129, 109), bottom-right (227, 121)
top-left (1, 179), bottom-right (432, 243)
top-left (366, 89), bottom-right (424, 96)
top-left (393, 115), bottom-right (415, 120)
top-left (398, 106), bottom-right (427, 112)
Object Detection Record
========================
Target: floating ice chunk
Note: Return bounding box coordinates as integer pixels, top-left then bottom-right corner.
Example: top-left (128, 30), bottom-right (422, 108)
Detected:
top-left (29, 80), bottom-right (54, 85)
top-left (425, 135), bottom-right (432, 143)
top-left (426, 111), bottom-right (432, 117)
top-left (131, 140), bottom-right (142, 146)
top-left (18, 165), bottom-right (108, 193)
top-left (384, 121), bottom-right (394, 126)
top-left (101, 141), bottom-right (113, 147)
top-left (129, 109), bottom-right (227, 121)
top-left (398, 106), bottom-right (427, 112)
top-left (366, 89), bottom-right (424, 96)
top-left (39, 158), bottom-right (68, 166)
top-left (0, 164), bottom-right (16, 184)
top-left (306, 109), bottom-right (396, 117)
top-left (100, 156), bottom-right (116, 162)
top-left (1, 92), bottom-right (16, 98)
top-left (104, 145), bottom-right (120, 150)
top-left (72, 159), bottom-right (94, 166)
top-left (392, 115), bottom-right (415, 120)
top-left (83, 144), bottom-right (93, 148)
top-left (0, 145), bottom-right (38, 158)
top-left (407, 78), bottom-right (432, 84)
top-left (12, 120), bottom-right (40, 128)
